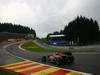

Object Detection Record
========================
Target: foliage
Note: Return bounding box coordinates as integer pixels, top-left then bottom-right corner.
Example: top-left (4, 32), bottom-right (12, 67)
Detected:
top-left (41, 38), bottom-right (50, 44)
top-left (63, 16), bottom-right (99, 44)
top-left (47, 16), bottom-right (100, 45)
top-left (0, 22), bottom-right (36, 37)
top-left (0, 68), bottom-right (18, 75)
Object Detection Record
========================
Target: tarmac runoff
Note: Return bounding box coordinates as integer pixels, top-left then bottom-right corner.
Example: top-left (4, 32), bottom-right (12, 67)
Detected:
top-left (0, 42), bottom-right (25, 65)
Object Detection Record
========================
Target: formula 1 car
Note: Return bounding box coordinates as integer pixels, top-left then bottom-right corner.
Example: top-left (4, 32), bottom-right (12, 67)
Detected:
top-left (41, 52), bottom-right (74, 65)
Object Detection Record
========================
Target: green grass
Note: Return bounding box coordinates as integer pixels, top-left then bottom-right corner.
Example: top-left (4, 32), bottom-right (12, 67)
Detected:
top-left (21, 41), bottom-right (95, 53)
top-left (0, 68), bottom-right (19, 75)
top-left (22, 41), bottom-right (38, 47)
top-left (41, 38), bottom-right (50, 44)
top-left (21, 41), bottom-right (71, 52)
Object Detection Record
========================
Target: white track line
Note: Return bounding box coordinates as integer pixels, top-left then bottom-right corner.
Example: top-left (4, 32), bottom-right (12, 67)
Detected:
top-left (18, 42), bottom-right (26, 51)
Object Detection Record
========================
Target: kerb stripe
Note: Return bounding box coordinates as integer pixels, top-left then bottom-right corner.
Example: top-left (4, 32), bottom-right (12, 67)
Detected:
top-left (16, 64), bottom-right (43, 72)
top-left (0, 61), bottom-right (91, 75)
top-left (66, 72), bottom-right (85, 75)
top-left (21, 65), bottom-right (51, 75)
top-left (30, 67), bottom-right (60, 75)
top-left (47, 69), bottom-right (70, 75)
top-left (10, 64), bottom-right (39, 71)
top-left (1, 61), bottom-right (32, 68)
top-left (5, 62), bottom-right (36, 69)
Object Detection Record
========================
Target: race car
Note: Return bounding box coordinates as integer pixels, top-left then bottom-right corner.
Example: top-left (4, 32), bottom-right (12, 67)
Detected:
top-left (41, 52), bottom-right (74, 65)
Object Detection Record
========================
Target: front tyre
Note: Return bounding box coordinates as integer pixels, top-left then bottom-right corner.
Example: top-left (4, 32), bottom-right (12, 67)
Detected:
top-left (68, 56), bottom-right (74, 64)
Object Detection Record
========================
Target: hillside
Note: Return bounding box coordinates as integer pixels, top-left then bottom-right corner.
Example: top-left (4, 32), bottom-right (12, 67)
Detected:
top-left (0, 23), bottom-right (36, 40)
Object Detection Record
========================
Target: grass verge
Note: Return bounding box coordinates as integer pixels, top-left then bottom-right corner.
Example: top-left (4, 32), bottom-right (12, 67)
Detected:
top-left (0, 68), bottom-right (19, 75)
top-left (21, 41), bottom-right (95, 53)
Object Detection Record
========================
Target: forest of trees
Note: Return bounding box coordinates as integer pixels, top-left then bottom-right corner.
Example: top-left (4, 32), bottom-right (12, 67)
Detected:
top-left (0, 22), bottom-right (36, 37)
top-left (47, 16), bottom-right (100, 45)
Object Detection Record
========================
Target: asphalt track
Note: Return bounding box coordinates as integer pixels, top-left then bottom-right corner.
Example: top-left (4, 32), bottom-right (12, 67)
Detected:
top-left (0, 42), bottom-right (23, 65)
top-left (0, 41), bottom-right (100, 75)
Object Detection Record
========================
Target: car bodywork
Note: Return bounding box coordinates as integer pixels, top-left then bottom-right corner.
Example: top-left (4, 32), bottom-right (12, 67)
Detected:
top-left (41, 52), bottom-right (74, 65)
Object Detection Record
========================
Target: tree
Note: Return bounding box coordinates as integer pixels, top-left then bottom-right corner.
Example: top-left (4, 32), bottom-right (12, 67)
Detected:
top-left (63, 16), bottom-right (99, 44)
top-left (0, 22), bottom-right (36, 37)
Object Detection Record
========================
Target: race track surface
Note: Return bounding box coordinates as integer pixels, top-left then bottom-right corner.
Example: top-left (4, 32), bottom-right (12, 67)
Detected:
top-left (0, 41), bottom-right (100, 75)
top-left (0, 42), bottom-right (23, 65)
